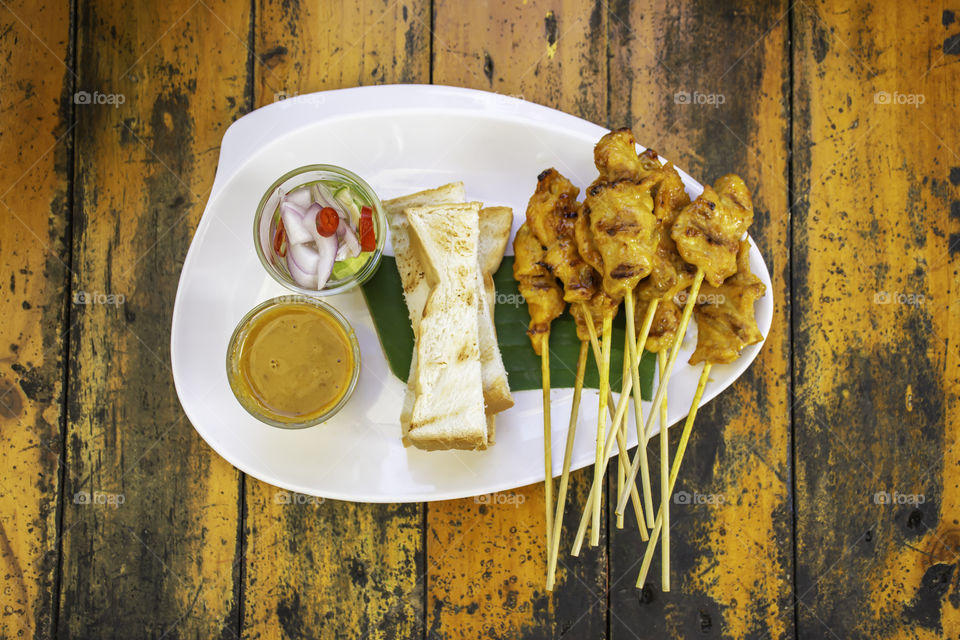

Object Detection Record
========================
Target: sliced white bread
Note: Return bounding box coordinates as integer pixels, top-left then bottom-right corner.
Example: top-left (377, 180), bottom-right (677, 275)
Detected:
top-left (385, 187), bottom-right (514, 448)
top-left (405, 202), bottom-right (487, 450)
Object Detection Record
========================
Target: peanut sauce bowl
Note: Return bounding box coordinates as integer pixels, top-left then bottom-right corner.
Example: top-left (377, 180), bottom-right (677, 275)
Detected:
top-left (171, 84), bottom-right (773, 502)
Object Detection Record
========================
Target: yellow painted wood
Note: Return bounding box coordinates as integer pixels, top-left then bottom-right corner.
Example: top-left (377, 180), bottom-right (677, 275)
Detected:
top-left (242, 2), bottom-right (430, 638)
top-left (0, 2), bottom-right (71, 636)
top-left (58, 1), bottom-right (248, 635)
top-left (428, 2), bottom-right (608, 637)
top-left (794, 1), bottom-right (959, 637)
top-left (608, 1), bottom-right (793, 637)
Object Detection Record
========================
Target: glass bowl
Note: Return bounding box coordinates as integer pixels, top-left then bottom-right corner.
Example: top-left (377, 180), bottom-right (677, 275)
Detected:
top-left (253, 164), bottom-right (386, 296)
top-left (226, 296), bottom-right (361, 429)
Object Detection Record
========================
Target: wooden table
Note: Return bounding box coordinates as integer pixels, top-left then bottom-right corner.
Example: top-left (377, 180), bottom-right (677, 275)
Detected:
top-left (1, 1), bottom-right (957, 637)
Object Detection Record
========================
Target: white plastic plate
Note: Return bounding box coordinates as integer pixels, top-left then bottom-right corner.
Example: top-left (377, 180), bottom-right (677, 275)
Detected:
top-left (171, 85), bottom-right (773, 503)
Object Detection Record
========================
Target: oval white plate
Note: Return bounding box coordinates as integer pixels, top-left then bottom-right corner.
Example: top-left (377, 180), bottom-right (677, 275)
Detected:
top-left (171, 85), bottom-right (773, 503)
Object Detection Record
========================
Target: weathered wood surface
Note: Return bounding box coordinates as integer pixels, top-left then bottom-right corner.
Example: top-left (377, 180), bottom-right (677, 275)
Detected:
top-left (0, 1), bottom-right (71, 638)
top-left (792, 1), bottom-right (960, 638)
top-left (58, 0), bottom-right (248, 636)
top-left (428, 2), bottom-right (608, 639)
top-left (606, 2), bottom-right (795, 638)
top-left (242, 2), bottom-right (429, 639)
top-left (1, 0), bottom-right (957, 638)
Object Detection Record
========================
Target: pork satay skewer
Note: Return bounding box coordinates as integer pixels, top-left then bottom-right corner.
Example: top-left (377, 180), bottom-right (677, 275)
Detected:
top-left (635, 238), bottom-right (766, 588)
top-left (523, 169), bottom-right (605, 588)
top-left (513, 224), bottom-right (565, 558)
top-left (616, 174), bottom-right (754, 517)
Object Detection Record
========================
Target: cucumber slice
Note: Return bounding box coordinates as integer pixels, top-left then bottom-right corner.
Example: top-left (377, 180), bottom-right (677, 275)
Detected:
top-left (335, 188), bottom-right (362, 229)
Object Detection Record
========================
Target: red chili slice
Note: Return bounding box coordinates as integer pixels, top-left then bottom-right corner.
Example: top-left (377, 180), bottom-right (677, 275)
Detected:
top-left (316, 207), bottom-right (339, 237)
top-left (273, 218), bottom-right (287, 256)
top-left (359, 206), bottom-right (375, 251)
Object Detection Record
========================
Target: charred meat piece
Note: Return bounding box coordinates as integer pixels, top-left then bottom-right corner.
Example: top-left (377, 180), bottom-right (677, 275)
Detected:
top-left (671, 174), bottom-right (754, 287)
top-left (513, 224), bottom-right (565, 355)
top-left (689, 239), bottom-right (765, 365)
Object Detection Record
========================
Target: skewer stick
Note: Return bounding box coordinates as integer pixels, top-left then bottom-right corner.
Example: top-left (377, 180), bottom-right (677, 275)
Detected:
top-left (616, 270), bottom-right (705, 516)
top-left (571, 373), bottom-right (639, 556)
top-left (541, 340), bottom-right (554, 558)
top-left (590, 315), bottom-right (613, 547)
top-left (616, 329), bottom-right (630, 529)
top-left (658, 350), bottom-right (670, 591)
top-left (622, 292), bottom-right (657, 525)
top-left (579, 305), bottom-right (649, 540)
top-left (546, 340), bottom-right (589, 591)
top-left (636, 363), bottom-right (712, 588)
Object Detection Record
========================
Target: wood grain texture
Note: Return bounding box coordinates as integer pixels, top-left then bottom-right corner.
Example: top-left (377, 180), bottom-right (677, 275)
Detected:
top-left (607, 2), bottom-right (794, 638)
top-left (429, 2), bottom-right (609, 638)
top-left (242, 2), bottom-right (429, 638)
top-left (792, 1), bottom-right (960, 638)
top-left (58, 1), bottom-right (249, 636)
top-left (0, 2), bottom-right (72, 637)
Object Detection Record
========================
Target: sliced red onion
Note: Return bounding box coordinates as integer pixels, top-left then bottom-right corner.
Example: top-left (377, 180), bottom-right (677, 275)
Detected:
top-left (286, 251), bottom-right (318, 289)
top-left (314, 231), bottom-right (337, 289)
top-left (280, 209), bottom-right (313, 246)
top-left (288, 241), bottom-right (320, 273)
top-left (280, 199), bottom-right (307, 219)
top-left (310, 183), bottom-right (340, 210)
top-left (337, 222), bottom-right (361, 259)
top-left (283, 185), bottom-right (313, 210)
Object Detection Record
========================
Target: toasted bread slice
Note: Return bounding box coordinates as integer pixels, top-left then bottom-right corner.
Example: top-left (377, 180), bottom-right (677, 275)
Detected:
top-left (387, 186), bottom-right (514, 438)
top-left (478, 206), bottom-right (514, 275)
top-left (384, 184), bottom-right (467, 434)
top-left (383, 182), bottom-right (467, 332)
top-left (405, 202), bottom-right (487, 450)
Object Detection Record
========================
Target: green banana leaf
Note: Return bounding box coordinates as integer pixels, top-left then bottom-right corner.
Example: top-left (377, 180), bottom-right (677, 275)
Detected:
top-left (361, 256), bottom-right (655, 399)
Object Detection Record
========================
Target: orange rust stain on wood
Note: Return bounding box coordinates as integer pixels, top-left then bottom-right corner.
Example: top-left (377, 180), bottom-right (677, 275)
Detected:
top-left (0, 1), bottom-right (71, 637)
top-left (793, 1), bottom-right (959, 638)
top-left (59, 0), bottom-right (247, 636)
top-left (242, 2), bottom-right (430, 638)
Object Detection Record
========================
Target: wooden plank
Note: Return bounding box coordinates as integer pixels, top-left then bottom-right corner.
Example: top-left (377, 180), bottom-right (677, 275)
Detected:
top-left (0, 2), bottom-right (71, 637)
top-left (58, 1), bottom-right (249, 636)
top-left (607, 2), bottom-right (794, 638)
top-left (241, 2), bottom-right (430, 638)
top-left (792, 1), bottom-right (960, 638)
top-left (428, 2), bottom-right (609, 638)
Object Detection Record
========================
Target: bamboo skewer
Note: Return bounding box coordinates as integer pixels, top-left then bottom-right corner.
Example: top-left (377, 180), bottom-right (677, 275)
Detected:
top-left (616, 329), bottom-right (630, 529)
top-left (616, 270), bottom-right (705, 516)
top-left (636, 363), bottom-right (712, 588)
top-left (570, 372), bottom-right (638, 556)
top-left (546, 340), bottom-right (589, 591)
top-left (590, 315), bottom-right (613, 547)
top-left (579, 305), bottom-right (649, 540)
top-left (658, 350), bottom-right (671, 591)
top-left (542, 341), bottom-right (554, 559)
top-left (621, 293), bottom-right (658, 525)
